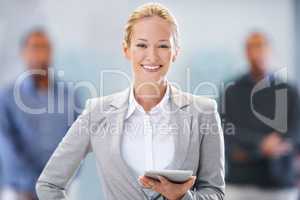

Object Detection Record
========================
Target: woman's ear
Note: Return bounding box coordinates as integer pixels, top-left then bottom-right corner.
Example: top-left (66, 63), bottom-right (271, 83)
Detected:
top-left (172, 47), bottom-right (180, 62)
top-left (122, 42), bottom-right (131, 60)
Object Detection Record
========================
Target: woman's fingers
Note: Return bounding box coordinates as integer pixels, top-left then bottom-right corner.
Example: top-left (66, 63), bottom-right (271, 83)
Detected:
top-left (138, 176), bottom-right (150, 188)
top-left (139, 176), bottom-right (159, 189)
top-left (183, 176), bottom-right (196, 188)
top-left (139, 175), bottom-right (197, 199)
top-left (158, 176), bottom-right (197, 199)
top-left (139, 176), bottom-right (165, 193)
top-left (158, 176), bottom-right (168, 184)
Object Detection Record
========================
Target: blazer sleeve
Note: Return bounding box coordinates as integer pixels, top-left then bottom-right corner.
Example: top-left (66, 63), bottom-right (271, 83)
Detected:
top-left (36, 99), bottom-right (93, 200)
top-left (181, 99), bottom-right (225, 200)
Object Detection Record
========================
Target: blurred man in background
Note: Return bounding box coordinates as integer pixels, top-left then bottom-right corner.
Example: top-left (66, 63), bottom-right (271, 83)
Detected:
top-left (223, 32), bottom-right (300, 200)
top-left (0, 28), bottom-right (80, 200)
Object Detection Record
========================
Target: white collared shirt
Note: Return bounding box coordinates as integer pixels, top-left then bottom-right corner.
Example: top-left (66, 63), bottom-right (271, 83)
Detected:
top-left (121, 85), bottom-right (175, 176)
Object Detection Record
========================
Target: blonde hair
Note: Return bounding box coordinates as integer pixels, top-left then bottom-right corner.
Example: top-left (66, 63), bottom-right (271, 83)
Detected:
top-left (123, 3), bottom-right (179, 48)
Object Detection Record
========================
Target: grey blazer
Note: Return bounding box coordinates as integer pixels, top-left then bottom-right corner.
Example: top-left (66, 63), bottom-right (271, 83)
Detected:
top-left (36, 86), bottom-right (225, 200)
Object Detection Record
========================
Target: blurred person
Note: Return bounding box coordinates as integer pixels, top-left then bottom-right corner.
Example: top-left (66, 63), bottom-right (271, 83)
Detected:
top-left (223, 32), bottom-right (300, 200)
top-left (0, 28), bottom-right (80, 200)
top-left (36, 3), bottom-right (225, 200)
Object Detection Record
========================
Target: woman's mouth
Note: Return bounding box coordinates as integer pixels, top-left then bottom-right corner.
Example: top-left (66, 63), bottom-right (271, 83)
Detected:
top-left (141, 64), bottom-right (162, 72)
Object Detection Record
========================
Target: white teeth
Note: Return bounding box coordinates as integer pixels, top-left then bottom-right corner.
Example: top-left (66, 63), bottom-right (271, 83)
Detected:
top-left (142, 65), bottom-right (161, 70)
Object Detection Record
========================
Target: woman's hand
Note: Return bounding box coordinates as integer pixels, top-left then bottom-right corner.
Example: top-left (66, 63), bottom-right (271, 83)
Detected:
top-left (139, 175), bottom-right (196, 200)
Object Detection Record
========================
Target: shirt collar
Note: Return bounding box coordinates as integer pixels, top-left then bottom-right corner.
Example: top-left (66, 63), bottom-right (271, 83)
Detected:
top-left (125, 83), bottom-right (170, 119)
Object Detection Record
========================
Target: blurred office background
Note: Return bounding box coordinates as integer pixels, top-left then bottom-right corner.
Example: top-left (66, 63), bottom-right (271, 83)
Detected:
top-left (0, 0), bottom-right (299, 199)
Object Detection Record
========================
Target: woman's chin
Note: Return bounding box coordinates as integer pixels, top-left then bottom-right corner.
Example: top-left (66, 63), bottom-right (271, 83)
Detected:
top-left (136, 75), bottom-right (166, 83)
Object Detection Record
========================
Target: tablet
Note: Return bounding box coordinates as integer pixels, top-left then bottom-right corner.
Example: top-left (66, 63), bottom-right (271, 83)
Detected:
top-left (144, 169), bottom-right (193, 183)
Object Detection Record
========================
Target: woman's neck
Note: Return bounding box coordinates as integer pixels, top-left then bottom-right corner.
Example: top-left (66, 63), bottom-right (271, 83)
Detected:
top-left (133, 81), bottom-right (167, 112)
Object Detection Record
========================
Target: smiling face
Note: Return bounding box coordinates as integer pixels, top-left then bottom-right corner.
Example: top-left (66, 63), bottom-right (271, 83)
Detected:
top-left (123, 16), bottom-right (178, 85)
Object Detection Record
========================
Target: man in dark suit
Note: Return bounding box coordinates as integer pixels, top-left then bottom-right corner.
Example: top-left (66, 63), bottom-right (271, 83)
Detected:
top-left (224, 32), bottom-right (300, 200)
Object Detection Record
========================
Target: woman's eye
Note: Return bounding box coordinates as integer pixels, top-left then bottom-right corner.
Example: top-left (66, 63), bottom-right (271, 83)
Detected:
top-left (159, 44), bottom-right (170, 49)
top-left (136, 43), bottom-right (147, 48)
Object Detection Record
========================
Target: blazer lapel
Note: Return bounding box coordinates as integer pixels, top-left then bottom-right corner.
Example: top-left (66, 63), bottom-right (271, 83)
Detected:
top-left (166, 86), bottom-right (192, 170)
top-left (105, 88), bottom-right (145, 195)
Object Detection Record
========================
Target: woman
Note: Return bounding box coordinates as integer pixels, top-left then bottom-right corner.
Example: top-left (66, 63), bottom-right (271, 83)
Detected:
top-left (36, 3), bottom-right (225, 200)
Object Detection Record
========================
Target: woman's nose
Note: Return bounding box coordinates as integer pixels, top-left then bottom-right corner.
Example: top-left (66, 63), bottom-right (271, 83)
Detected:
top-left (145, 47), bottom-right (159, 62)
